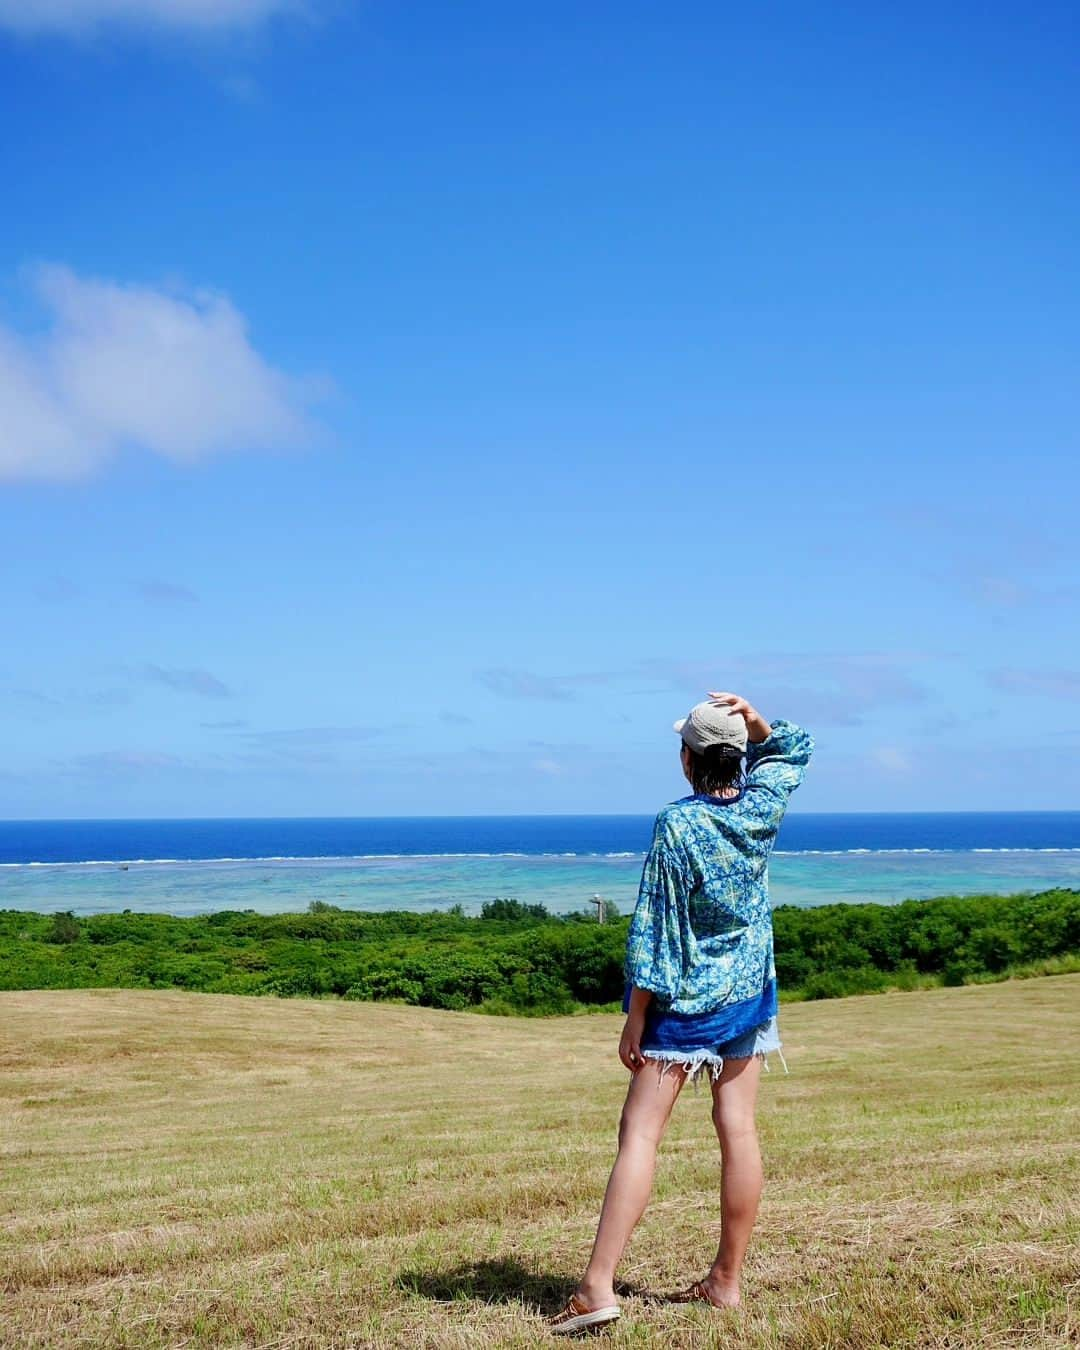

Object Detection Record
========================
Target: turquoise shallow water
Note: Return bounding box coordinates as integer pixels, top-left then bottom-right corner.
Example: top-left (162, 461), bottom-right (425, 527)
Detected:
top-left (2, 813), bottom-right (1078, 916)
top-left (3, 848), bottom-right (1079, 918)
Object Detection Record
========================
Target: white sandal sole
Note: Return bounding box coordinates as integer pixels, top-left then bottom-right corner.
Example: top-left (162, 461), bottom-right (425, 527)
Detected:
top-left (550, 1305), bottom-right (620, 1334)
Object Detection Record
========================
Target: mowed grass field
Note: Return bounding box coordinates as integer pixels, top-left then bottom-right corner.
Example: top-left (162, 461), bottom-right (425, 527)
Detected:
top-left (2, 976), bottom-right (1078, 1349)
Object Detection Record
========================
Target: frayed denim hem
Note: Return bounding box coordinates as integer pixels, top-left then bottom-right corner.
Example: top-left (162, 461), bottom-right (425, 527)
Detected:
top-left (640, 1045), bottom-right (789, 1089)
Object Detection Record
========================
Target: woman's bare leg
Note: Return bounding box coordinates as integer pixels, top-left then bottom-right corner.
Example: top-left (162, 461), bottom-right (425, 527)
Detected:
top-left (704, 1053), bottom-right (764, 1307)
top-left (575, 1058), bottom-right (687, 1307)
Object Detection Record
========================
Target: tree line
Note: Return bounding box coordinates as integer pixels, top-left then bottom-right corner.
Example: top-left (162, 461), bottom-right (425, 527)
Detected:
top-left (0, 888), bottom-right (1076, 1015)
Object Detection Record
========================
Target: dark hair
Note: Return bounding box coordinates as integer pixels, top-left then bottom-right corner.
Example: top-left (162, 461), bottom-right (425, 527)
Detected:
top-left (682, 742), bottom-right (745, 797)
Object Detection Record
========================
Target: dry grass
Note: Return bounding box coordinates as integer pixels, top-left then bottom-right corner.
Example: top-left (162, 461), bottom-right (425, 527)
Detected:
top-left (2, 975), bottom-right (1078, 1348)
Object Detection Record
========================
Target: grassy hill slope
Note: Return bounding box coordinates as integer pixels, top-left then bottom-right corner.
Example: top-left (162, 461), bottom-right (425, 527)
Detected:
top-left (2, 976), bottom-right (1078, 1347)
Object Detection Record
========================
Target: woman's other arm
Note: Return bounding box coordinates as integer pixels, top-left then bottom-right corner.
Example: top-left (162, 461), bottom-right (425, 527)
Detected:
top-left (621, 812), bottom-right (690, 1072)
top-left (620, 986), bottom-right (653, 1073)
top-left (623, 813), bottom-right (689, 1005)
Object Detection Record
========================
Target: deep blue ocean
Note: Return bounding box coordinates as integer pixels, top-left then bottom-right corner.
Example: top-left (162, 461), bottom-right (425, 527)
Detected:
top-left (1, 812), bottom-right (1079, 918)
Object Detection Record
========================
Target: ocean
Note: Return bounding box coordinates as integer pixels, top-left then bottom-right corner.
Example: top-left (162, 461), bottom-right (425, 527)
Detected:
top-left (1, 812), bottom-right (1079, 918)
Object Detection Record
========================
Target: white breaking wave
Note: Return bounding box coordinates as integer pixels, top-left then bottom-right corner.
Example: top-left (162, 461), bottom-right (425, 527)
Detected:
top-left (2, 845), bottom-right (1080, 869)
top-left (774, 847), bottom-right (1080, 856)
top-left (0, 852), bottom-right (531, 868)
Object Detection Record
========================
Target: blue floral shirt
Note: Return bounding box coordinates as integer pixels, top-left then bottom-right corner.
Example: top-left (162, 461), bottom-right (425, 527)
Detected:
top-left (623, 719), bottom-right (814, 1016)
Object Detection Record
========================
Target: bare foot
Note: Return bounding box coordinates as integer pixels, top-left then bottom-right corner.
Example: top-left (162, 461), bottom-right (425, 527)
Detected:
top-left (573, 1278), bottom-right (618, 1310)
top-left (701, 1275), bottom-right (740, 1309)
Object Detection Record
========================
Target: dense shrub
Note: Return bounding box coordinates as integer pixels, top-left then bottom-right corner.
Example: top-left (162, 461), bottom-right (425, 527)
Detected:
top-left (479, 897), bottom-right (549, 924)
top-left (45, 911), bottom-right (81, 945)
top-left (0, 888), bottom-right (1076, 1014)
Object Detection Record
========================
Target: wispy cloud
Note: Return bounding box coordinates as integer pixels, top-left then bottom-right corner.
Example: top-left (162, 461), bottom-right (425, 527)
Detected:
top-left (478, 669), bottom-right (576, 702)
top-left (10, 687), bottom-right (63, 707)
top-left (34, 575), bottom-right (81, 604)
top-left (55, 728), bottom-right (386, 780)
top-left (640, 652), bottom-right (931, 727)
top-left (220, 73), bottom-right (262, 103)
top-left (0, 0), bottom-right (308, 36)
top-left (0, 263), bottom-right (321, 482)
top-left (439, 709), bottom-right (474, 726)
top-left (201, 718), bottom-right (248, 729)
top-left (5, 683), bottom-right (132, 714)
top-left (138, 579), bottom-right (199, 606)
top-left (475, 653), bottom-right (930, 723)
top-left (87, 688), bottom-right (132, 707)
top-left (871, 746), bottom-right (913, 773)
top-left (969, 575), bottom-right (1031, 608)
top-left (924, 547), bottom-right (1080, 612)
top-left (987, 668), bottom-right (1080, 701)
top-left (68, 749), bottom-right (183, 775)
top-left (476, 668), bottom-right (615, 702)
top-left (141, 663), bottom-right (232, 698)
top-left (958, 573), bottom-right (1080, 611)
top-left (235, 725), bottom-right (385, 748)
top-left (215, 724), bottom-right (387, 768)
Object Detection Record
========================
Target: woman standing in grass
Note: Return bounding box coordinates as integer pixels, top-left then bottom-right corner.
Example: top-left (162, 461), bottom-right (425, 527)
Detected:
top-left (550, 691), bottom-right (814, 1335)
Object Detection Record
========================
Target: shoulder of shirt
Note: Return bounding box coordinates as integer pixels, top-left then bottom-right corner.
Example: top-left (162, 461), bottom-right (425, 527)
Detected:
top-left (654, 798), bottom-right (701, 829)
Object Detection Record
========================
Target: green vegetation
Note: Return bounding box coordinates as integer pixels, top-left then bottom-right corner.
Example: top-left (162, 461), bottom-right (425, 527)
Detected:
top-left (1, 887), bottom-right (1077, 1014)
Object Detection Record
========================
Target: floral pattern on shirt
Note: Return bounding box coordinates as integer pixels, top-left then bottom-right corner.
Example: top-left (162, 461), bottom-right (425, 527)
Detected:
top-left (623, 719), bottom-right (814, 1015)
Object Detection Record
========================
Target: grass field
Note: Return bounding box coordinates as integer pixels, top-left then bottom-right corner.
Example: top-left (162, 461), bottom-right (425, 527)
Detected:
top-left (2, 976), bottom-right (1078, 1348)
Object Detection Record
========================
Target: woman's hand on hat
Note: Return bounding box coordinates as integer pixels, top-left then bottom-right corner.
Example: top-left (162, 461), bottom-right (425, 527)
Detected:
top-left (708, 691), bottom-right (772, 743)
top-left (708, 691), bottom-right (754, 720)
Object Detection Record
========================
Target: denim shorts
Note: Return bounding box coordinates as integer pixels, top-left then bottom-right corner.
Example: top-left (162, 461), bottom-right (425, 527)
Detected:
top-left (640, 1014), bottom-right (787, 1085)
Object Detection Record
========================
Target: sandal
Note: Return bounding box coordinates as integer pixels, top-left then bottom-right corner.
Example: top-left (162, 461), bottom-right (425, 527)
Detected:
top-left (547, 1292), bottom-right (621, 1335)
top-left (668, 1280), bottom-right (737, 1309)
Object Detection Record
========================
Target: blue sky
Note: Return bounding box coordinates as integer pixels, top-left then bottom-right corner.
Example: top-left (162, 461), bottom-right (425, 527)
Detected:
top-left (1, 0), bottom-right (1078, 817)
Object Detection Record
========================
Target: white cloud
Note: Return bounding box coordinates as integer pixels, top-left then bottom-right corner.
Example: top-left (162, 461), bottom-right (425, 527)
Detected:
top-left (0, 264), bottom-right (318, 481)
top-left (141, 663), bottom-right (232, 698)
top-left (871, 746), bottom-right (913, 773)
top-left (69, 749), bottom-right (184, 774)
top-left (640, 652), bottom-right (931, 727)
top-left (988, 668), bottom-right (1080, 701)
top-left (138, 579), bottom-right (199, 605)
top-left (0, 0), bottom-right (304, 35)
top-left (476, 667), bottom-right (616, 702)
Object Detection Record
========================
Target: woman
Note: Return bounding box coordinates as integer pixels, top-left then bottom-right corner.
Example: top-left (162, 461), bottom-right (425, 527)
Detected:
top-left (549, 691), bottom-right (814, 1336)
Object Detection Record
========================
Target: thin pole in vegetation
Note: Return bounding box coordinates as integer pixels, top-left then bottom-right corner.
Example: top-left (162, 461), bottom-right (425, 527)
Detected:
top-left (592, 894), bottom-right (606, 924)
